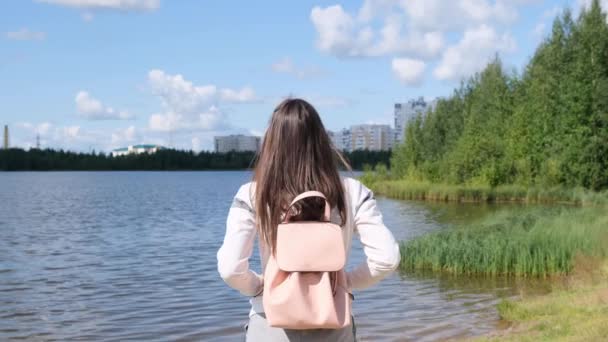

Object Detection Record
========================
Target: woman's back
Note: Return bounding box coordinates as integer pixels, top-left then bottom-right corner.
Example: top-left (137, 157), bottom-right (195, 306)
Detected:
top-left (219, 176), bottom-right (399, 288)
top-left (216, 98), bottom-right (399, 341)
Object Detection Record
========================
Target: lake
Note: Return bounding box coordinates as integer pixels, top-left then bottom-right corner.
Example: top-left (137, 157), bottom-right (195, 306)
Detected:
top-left (0, 172), bottom-right (546, 341)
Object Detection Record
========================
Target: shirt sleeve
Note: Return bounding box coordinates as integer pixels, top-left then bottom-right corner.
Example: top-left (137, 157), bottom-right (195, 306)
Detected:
top-left (216, 183), bottom-right (263, 297)
top-left (346, 180), bottom-right (400, 291)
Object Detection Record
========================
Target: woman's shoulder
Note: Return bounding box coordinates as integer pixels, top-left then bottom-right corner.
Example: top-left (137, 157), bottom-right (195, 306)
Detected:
top-left (343, 177), bottom-right (374, 208)
top-left (341, 176), bottom-right (372, 199)
top-left (235, 177), bottom-right (370, 204)
top-left (234, 181), bottom-right (255, 205)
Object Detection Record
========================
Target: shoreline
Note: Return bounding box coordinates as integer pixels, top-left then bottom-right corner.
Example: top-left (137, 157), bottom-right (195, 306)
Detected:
top-left (474, 260), bottom-right (608, 341)
top-left (365, 178), bottom-right (608, 341)
top-left (364, 179), bottom-right (608, 207)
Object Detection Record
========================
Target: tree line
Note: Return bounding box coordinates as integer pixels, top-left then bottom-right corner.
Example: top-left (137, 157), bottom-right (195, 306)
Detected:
top-left (0, 147), bottom-right (390, 171)
top-left (391, 1), bottom-right (608, 191)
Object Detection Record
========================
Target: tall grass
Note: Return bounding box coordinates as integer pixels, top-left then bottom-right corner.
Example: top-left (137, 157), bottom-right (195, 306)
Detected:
top-left (367, 179), bottom-right (608, 206)
top-left (400, 208), bottom-right (608, 277)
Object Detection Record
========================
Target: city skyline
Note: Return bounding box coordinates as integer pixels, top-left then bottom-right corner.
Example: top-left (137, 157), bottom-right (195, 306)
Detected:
top-left (2, 0), bottom-right (601, 152)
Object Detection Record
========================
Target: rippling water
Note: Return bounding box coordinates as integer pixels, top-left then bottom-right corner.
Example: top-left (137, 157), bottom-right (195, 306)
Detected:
top-left (0, 172), bottom-right (546, 341)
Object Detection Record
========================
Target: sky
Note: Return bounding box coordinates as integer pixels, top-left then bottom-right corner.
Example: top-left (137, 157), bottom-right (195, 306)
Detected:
top-left (1, 0), bottom-right (604, 152)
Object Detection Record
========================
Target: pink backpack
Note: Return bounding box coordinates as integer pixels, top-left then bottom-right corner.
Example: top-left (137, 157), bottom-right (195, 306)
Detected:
top-left (262, 191), bottom-right (352, 329)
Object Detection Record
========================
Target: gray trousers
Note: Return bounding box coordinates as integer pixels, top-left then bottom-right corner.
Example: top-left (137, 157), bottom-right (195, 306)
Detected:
top-left (244, 313), bottom-right (357, 342)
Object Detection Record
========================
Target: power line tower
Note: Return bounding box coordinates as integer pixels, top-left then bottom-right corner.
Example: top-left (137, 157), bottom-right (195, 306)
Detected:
top-left (36, 134), bottom-right (41, 149)
top-left (3, 125), bottom-right (8, 150)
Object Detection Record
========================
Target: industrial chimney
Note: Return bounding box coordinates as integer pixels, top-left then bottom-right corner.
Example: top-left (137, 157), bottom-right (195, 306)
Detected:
top-left (3, 125), bottom-right (8, 150)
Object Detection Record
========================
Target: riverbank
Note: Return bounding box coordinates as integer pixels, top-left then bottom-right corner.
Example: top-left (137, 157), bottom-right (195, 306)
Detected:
top-left (477, 259), bottom-right (608, 341)
top-left (363, 178), bottom-right (608, 206)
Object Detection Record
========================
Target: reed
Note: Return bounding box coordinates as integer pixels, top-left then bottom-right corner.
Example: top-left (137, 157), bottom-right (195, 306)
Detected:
top-left (400, 208), bottom-right (608, 277)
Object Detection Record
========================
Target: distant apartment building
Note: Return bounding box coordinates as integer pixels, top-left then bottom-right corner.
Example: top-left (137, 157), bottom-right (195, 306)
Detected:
top-left (326, 96), bottom-right (436, 152)
top-left (328, 129), bottom-right (352, 152)
top-left (214, 134), bottom-right (260, 153)
top-left (350, 124), bottom-right (393, 151)
top-left (394, 97), bottom-right (436, 145)
top-left (111, 144), bottom-right (162, 157)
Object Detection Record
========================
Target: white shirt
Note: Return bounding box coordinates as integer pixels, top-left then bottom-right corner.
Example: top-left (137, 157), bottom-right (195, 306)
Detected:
top-left (216, 177), bottom-right (400, 316)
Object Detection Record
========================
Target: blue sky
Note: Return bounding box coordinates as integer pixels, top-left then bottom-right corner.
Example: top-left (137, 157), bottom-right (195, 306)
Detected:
top-left (1, 0), bottom-right (602, 152)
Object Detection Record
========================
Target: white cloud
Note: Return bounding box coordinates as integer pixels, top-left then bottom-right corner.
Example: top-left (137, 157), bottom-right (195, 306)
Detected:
top-left (75, 91), bottom-right (134, 120)
top-left (146, 69), bottom-right (257, 133)
top-left (368, 16), bottom-right (443, 57)
top-left (271, 57), bottom-right (326, 79)
top-left (310, 4), bottom-right (444, 58)
top-left (16, 121), bottom-right (98, 150)
top-left (401, 0), bottom-right (518, 31)
top-left (310, 5), bottom-right (363, 57)
top-left (148, 69), bottom-right (257, 110)
top-left (357, 0), bottom-right (396, 22)
top-left (149, 111), bottom-right (179, 132)
top-left (148, 70), bottom-right (217, 113)
top-left (219, 87), bottom-right (257, 102)
top-left (392, 58), bottom-right (426, 85)
top-left (111, 126), bottom-right (138, 146)
top-left (36, 0), bottom-right (160, 11)
top-left (5, 29), bottom-right (46, 41)
top-left (198, 106), bottom-right (225, 130)
top-left (14, 121), bottom-right (174, 152)
top-left (310, 0), bottom-right (536, 60)
top-left (148, 106), bottom-right (227, 132)
top-left (433, 24), bottom-right (516, 81)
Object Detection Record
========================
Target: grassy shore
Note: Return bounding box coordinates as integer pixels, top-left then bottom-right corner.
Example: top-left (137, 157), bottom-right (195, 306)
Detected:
top-left (363, 178), bottom-right (608, 206)
top-left (475, 260), bottom-right (608, 341)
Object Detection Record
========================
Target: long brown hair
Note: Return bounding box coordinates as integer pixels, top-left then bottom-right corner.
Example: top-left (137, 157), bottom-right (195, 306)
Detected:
top-left (253, 98), bottom-right (350, 254)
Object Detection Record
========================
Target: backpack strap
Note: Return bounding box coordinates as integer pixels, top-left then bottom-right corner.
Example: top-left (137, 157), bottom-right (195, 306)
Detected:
top-left (283, 191), bottom-right (331, 223)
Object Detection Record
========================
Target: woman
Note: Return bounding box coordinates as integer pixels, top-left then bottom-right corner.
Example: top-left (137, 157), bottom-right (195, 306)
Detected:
top-left (217, 98), bottom-right (400, 341)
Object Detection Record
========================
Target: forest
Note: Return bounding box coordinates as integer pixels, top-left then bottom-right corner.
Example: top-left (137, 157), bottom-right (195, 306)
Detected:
top-left (0, 147), bottom-right (390, 171)
top-left (390, 1), bottom-right (608, 191)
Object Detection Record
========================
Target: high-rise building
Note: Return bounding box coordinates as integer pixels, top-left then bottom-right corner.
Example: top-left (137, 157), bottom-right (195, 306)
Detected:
top-left (327, 128), bottom-right (352, 152)
top-left (394, 97), bottom-right (436, 146)
top-left (327, 130), bottom-right (339, 150)
top-left (350, 124), bottom-right (393, 151)
top-left (214, 134), bottom-right (261, 153)
top-left (339, 129), bottom-right (352, 152)
top-left (3, 125), bottom-right (8, 150)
